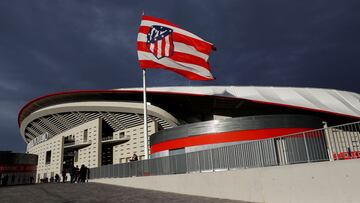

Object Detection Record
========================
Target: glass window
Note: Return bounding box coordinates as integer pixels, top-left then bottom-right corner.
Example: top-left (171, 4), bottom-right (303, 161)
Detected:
top-left (45, 151), bottom-right (51, 164)
top-left (74, 151), bottom-right (78, 162)
top-left (84, 129), bottom-right (88, 142)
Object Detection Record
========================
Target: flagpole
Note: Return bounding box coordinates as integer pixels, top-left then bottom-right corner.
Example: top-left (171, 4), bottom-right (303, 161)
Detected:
top-left (143, 69), bottom-right (149, 160)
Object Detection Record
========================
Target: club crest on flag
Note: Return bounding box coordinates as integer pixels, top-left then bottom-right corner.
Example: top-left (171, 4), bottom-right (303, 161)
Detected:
top-left (146, 25), bottom-right (174, 59)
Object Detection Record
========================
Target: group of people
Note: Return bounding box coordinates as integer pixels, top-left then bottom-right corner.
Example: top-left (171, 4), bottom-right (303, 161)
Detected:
top-left (1, 174), bottom-right (8, 186)
top-left (130, 153), bottom-right (138, 162)
top-left (0, 174), bottom-right (34, 186)
top-left (61, 164), bottom-right (90, 183)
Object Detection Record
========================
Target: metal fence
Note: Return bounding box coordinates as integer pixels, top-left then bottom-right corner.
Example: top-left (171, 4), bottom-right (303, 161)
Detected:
top-left (90, 121), bottom-right (360, 179)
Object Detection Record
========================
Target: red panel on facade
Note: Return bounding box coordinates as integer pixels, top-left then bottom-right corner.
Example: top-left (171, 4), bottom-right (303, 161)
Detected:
top-left (150, 128), bottom-right (313, 154)
top-left (0, 164), bottom-right (37, 173)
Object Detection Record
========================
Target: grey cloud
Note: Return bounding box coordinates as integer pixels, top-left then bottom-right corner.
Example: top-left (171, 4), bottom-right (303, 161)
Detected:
top-left (0, 0), bottom-right (359, 152)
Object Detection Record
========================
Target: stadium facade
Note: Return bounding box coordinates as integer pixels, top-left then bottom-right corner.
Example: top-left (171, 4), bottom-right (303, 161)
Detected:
top-left (18, 86), bottom-right (360, 182)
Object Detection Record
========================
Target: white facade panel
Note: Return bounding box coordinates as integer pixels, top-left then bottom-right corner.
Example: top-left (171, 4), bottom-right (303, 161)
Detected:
top-left (113, 122), bottom-right (157, 163)
top-left (28, 118), bottom-right (102, 182)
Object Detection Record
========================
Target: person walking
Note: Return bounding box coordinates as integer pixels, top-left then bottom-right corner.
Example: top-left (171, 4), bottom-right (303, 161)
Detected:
top-left (55, 174), bottom-right (60, 183)
top-left (79, 165), bottom-right (87, 183)
top-left (61, 169), bottom-right (66, 183)
top-left (86, 166), bottom-right (90, 182)
top-left (70, 165), bottom-right (76, 183)
top-left (2, 175), bottom-right (9, 186)
top-left (75, 165), bottom-right (80, 183)
top-left (130, 153), bottom-right (138, 161)
top-left (11, 175), bottom-right (15, 185)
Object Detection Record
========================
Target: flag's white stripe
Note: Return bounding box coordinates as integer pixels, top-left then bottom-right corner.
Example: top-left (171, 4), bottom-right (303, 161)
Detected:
top-left (150, 43), bottom-right (154, 52)
top-left (141, 20), bottom-right (209, 43)
top-left (137, 32), bottom-right (146, 42)
top-left (165, 35), bottom-right (170, 56)
top-left (173, 42), bottom-right (209, 61)
top-left (138, 33), bottom-right (209, 61)
top-left (157, 39), bottom-right (162, 58)
top-left (138, 51), bottom-right (213, 79)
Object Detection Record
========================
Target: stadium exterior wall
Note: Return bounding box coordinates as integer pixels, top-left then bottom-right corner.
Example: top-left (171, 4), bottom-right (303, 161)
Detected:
top-left (150, 114), bottom-right (323, 156)
top-left (92, 159), bottom-right (360, 203)
top-left (17, 86), bottom-right (360, 182)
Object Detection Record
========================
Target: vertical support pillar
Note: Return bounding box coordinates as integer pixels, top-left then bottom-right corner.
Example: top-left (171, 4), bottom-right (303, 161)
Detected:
top-left (143, 69), bottom-right (149, 160)
top-left (303, 132), bottom-right (310, 162)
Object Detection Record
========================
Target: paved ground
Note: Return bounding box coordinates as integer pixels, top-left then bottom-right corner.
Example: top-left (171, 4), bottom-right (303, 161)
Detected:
top-left (0, 183), bottom-right (251, 203)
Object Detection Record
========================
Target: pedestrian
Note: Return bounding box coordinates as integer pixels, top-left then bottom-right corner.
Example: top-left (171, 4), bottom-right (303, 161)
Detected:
top-left (75, 165), bottom-right (80, 183)
top-left (130, 153), bottom-right (138, 161)
top-left (61, 169), bottom-right (67, 183)
top-left (70, 165), bottom-right (75, 183)
top-left (2, 175), bottom-right (9, 186)
top-left (79, 165), bottom-right (87, 183)
top-left (55, 174), bottom-right (60, 183)
top-left (86, 167), bottom-right (90, 182)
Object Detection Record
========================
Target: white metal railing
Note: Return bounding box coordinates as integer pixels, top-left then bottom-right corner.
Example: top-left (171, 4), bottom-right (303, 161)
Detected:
top-left (90, 121), bottom-right (360, 179)
top-left (102, 135), bottom-right (130, 142)
top-left (64, 140), bottom-right (91, 147)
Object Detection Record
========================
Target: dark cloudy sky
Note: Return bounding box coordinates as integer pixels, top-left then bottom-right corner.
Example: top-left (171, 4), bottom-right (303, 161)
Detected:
top-left (1, 0), bottom-right (360, 152)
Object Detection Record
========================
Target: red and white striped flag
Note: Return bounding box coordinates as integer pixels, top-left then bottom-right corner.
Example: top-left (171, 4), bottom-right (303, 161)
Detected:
top-left (137, 15), bottom-right (215, 80)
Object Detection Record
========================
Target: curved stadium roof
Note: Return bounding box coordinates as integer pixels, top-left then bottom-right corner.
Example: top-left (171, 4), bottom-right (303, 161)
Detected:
top-left (19, 86), bottom-right (360, 143)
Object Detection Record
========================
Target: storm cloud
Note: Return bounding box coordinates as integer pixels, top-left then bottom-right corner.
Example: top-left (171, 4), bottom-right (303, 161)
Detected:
top-left (0, 0), bottom-right (359, 152)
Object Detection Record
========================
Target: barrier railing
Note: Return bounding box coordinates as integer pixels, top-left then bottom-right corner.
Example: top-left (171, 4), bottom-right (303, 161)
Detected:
top-left (89, 121), bottom-right (360, 179)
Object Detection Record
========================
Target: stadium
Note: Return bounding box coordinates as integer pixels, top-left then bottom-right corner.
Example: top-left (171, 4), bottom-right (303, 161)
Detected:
top-left (18, 86), bottom-right (360, 182)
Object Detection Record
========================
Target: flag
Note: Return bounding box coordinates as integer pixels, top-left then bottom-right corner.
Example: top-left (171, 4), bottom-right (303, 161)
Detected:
top-left (137, 15), bottom-right (215, 80)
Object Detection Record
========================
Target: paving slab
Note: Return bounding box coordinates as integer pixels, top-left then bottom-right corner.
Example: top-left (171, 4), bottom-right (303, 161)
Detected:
top-left (0, 183), bottom-right (252, 203)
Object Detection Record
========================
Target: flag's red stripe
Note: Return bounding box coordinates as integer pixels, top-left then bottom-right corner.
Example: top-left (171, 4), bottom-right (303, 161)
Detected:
top-left (142, 15), bottom-right (180, 28)
top-left (161, 37), bottom-right (166, 56)
top-left (138, 42), bottom-right (210, 69)
top-left (138, 26), bottom-right (150, 35)
top-left (171, 52), bottom-right (210, 69)
top-left (139, 26), bottom-right (212, 55)
top-left (173, 32), bottom-right (212, 55)
top-left (139, 60), bottom-right (213, 80)
top-left (169, 34), bottom-right (174, 54)
top-left (154, 40), bottom-right (158, 57)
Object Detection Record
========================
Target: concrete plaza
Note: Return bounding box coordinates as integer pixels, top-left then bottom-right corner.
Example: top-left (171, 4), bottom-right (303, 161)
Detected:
top-left (0, 183), bottom-right (249, 203)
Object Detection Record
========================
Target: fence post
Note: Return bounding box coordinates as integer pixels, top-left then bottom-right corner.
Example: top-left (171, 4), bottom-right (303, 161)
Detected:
top-left (186, 154), bottom-right (189, 174)
top-left (227, 147), bottom-right (231, 171)
top-left (303, 132), bottom-right (310, 162)
top-left (210, 149), bottom-right (214, 172)
top-left (108, 165), bottom-right (110, 178)
top-left (197, 151), bottom-right (201, 173)
top-left (168, 155), bottom-right (171, 175)
top-left (259, 141), bottom-right (264, 167)
top-left (142, 159), bottom-right (144, 176)
top-left (324, 127), bottom-right (335, 162)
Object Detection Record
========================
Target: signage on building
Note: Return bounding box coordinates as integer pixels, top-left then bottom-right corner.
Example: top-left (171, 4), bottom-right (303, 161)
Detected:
top-left (28, 132), bottom-right (51, 148)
